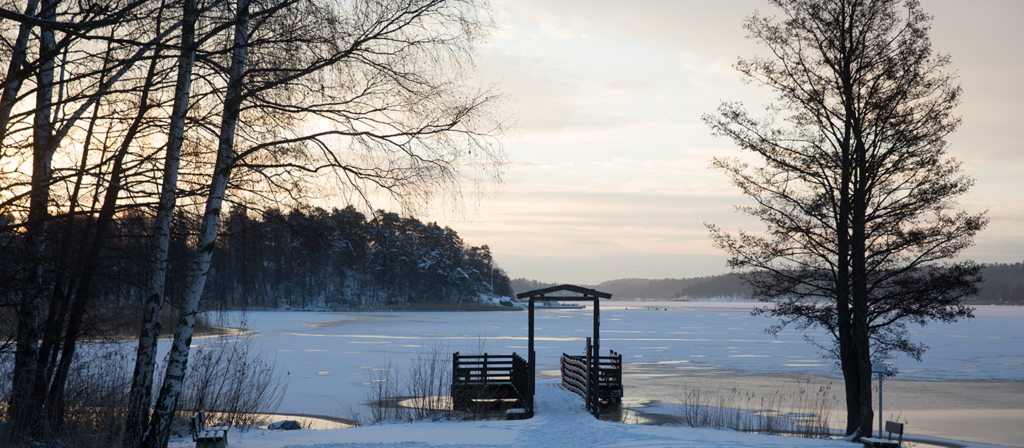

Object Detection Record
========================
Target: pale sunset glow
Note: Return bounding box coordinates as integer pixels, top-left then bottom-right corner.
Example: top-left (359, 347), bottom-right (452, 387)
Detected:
top-left (429, 0), bottom-right (1024, 284)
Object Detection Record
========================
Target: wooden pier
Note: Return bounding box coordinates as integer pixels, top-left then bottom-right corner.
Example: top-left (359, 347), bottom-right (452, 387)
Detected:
top-left (451, 352), bottom-right (530, 415)
top-left (561, 339), bottom-right (623, 413)
top-left (450, 284), bottom-right (620, 419)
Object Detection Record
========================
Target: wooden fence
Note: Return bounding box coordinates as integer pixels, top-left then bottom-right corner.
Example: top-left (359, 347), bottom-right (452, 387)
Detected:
top-left (561, 344), bottom-right (622, 415)
top-left (451, 352), bottom-right (531, 416)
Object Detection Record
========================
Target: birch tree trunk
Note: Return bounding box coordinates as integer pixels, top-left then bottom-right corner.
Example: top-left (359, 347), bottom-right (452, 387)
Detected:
top-left (30, 28), bottom-right (115, 429)
top-left (6, 1), bottom-right (172, 436)
top-left (124, 2), bottom-right (199, 446)
top-left (144, 1), bottom-right (249, 446)
top-left (8, 0), bottom-right (56, 438)
top-left (0, 0), bottom-right (40, 143)
top-left (38, 16), bottom-right (166, 433)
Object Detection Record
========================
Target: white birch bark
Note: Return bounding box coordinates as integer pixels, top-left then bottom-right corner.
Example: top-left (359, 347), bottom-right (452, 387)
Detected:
top-left (8, 1), bottom-right (180, 433)
top-left (9, 0), bottom-right (55, 432)
top-left (144, 1), bottom-right (249, 446)
top-left (0, 0), bottom-right (40, 142)
top-left (123, 2), bottom-right (198, 446)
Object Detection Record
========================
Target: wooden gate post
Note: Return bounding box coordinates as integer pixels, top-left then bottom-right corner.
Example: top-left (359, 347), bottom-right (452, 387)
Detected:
top-left (528, 298), bottom-right (535, 417)
top-left (592, 298), bottom-right (600, 417)
top-left (593, 297), bottom-right (600, 364)
top-left (585, 337), bottom-right (593, 413)
top-left (451, 352), bottom-right (459, 411)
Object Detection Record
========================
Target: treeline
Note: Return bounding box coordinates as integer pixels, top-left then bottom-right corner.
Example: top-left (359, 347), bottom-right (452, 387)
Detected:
top-left (509, 278), bottom-right (559, 295)
top-left (209, 206), bottom-right (515, 308)
top-left (509, 276), bottom-right (749, 299)
top-left (975, 261), bottom-right (1024, 304)
top-left (508, 276), bottom-right (748, 299)
top-left (0, 206), bottom-right (514, 313)
top-left (671, 265), bottom-right (1021, 301)
top-left (673, 274), bottom-right (751, 300)
top-left (513, 262), bottom-right (1024, 302)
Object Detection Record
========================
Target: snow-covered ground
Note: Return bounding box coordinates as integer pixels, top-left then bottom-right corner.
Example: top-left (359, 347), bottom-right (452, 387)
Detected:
top-left (170, 380), bottom-right (858, 448)
top-left (164, 301), bottom-right (1023, 448)
top-left (169, 381), bottom-right (1015, 448)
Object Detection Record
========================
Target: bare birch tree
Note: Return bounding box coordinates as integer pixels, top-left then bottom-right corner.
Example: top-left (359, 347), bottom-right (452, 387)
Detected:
top-left (1, 0), bottom-right (181, 440)
top-left (143, 0), bottom-right (253, 445)
top-left (2, 0), bottom-right (504, 445)
top-left (142, 0), bottom-right (505, 446)
top-left (704, 0), bottom-right (986, 437)
top-left (123, 1), bottom-right (202, 445)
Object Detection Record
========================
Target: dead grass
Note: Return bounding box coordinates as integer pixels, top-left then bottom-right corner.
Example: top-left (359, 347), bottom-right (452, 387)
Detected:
top-left (176, 318), bottom-right (289, 429)
top-left (362, 343), bottom-right (454, 424)
top-left (0, 316), bottom-right (285, 447)
top-left (672, 378), bottom-right (841, 438)
top-left (0, 304), bottom-right (227, 344)
top-left (96, 306), bottom-right (227, 340)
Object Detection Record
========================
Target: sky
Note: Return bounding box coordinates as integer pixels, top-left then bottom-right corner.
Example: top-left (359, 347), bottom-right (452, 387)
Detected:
top-left (425, 0), bottom-right (1024, 285)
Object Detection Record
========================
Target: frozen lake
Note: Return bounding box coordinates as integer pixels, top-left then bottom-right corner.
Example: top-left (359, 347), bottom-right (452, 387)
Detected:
top-left (200, 302), bottom-right (1024, 447)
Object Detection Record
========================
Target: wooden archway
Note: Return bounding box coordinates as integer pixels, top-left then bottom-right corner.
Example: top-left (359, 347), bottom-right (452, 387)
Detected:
top-left (515, 285), bottom-right (612, 416)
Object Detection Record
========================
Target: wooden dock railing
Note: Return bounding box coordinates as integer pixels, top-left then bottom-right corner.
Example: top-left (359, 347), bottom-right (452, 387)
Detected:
top-left (561, 339), bottom-right (622, 415)
top-left (451, 352), bottom-right (531, 416)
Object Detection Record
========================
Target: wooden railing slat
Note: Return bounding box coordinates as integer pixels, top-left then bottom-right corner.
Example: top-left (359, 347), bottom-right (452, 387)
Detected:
top-left (451, 351), bottom-right (530, 416)
top-left (561, 351), bottom-right (624, 414)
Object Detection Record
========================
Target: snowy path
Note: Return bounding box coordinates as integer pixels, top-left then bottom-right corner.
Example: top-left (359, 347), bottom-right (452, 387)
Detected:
top-left (185, 381), bottom-right (853, 448)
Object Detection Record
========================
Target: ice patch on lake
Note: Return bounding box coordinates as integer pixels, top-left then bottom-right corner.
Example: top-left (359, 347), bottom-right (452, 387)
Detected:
top-left (158, 302), bottom-right (1023, 447)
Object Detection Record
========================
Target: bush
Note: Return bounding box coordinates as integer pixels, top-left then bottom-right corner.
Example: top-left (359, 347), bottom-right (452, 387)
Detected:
top-left (363, 343), bottom-right (453, 424)
top-left (176, 320), bottom-right (288, 428)
top-left (0, 343), bottom-right (131, 447)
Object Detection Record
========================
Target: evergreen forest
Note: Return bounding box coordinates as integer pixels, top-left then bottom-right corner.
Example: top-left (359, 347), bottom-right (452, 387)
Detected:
top-left (1, 206), bottom-right (515, 314)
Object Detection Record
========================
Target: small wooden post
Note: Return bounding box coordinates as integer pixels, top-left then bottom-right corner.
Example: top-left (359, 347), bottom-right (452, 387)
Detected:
top-left (528, 298), bottom-right (535, 417)
top-left (592, 296), bottom-right (600, 418)
top-left (585, 337), bottom-right (593, 412)
top-left (452, 352), bottom-right (459, 383)
top-left (593, 297), bottom-right (600, 361)
top-left (451, 352), bottom-right (460, 411)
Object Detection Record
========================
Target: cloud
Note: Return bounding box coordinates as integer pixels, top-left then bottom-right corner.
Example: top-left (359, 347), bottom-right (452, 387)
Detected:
top-left (426, 189), bottom-right (759, 282)
top-left (476, 52), bottom-right (655, 135)
top-left (513, 161), bottom-right (575, 171)
top-left (596, 79), bottom-right (650, 96)
top-left (492, 0), bottom-right (593, 41)
top-left (493, 0), bottom-right (763, 57)
top-left (494, 253), bottom-right (732, 284)
top-left (450, 0), bottom-right (1023, 284)
top-left (570, 239), bottom-right (615, 246)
